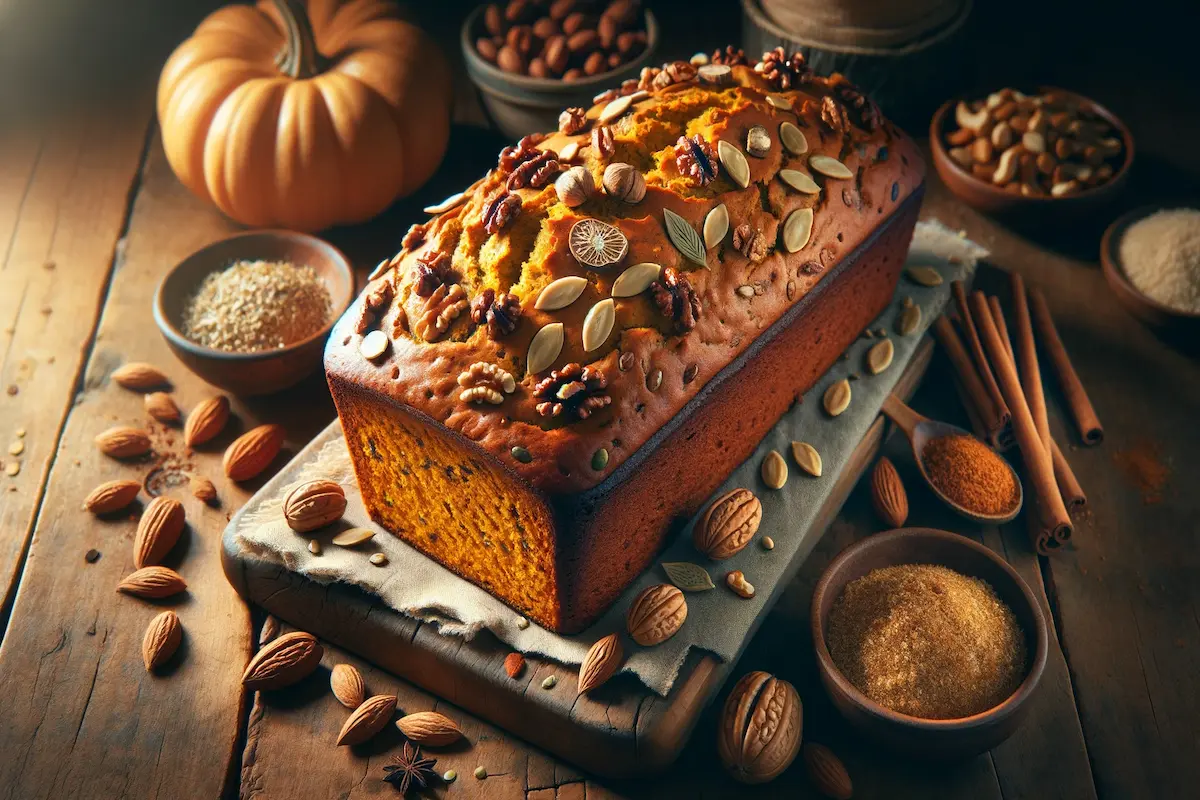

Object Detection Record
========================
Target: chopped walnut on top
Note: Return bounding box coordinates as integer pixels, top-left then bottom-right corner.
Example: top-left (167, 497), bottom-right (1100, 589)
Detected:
top-left (711, 46), bottom-right (747, 66)
top-left (650, 267), bottom-right (701, 334)
top-left (470, 289), bottom-right (522, 339)
top-left (533, 363), bottom-right (611, 421)
top-left (651, 60), bottom-right (697, 91)
top-left (591, 126), bottom-right (615, 159)
top-left (821, 95), bottom-right (852, 136)
top-left (828, 74), bottom-right (882, 132)
top-left (498, 134), bottom-right (546, 173)
top-left (458, 361), bottom-right (516, 405)
top-left (402, 222), bottom-right (428, 251)
top-left (674, 134), bottom-right (718, 187)
top-left (756, 47), bottom-right (811, 91)
top-left (412, 251), bottom-right (454, 298)
top-left (507, 150), bottom-right (561, 191)
top-left (732, 224), bottom-right (769, 263)
top-left (413, 283), bottom-right (468, 342)
top-left (559, 107), bottom-right (588, 136)
top-left (482, 191), bottom-right (521, 235)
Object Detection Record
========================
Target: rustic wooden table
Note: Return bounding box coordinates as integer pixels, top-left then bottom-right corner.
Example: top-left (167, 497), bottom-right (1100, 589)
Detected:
top-left (0, 3), bottom-right (1197, 798)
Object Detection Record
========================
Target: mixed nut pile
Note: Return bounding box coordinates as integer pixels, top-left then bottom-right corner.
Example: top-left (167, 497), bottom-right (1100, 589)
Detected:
top-left (944, 88), bottom-right (1125, 197)
top-left (474, 0), bottom-right (649, 80)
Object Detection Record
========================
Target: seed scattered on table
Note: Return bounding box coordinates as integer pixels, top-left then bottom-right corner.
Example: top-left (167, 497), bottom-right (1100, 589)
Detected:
top-left (5, 461), bottom-right (19, 477)
top-left (443, 770), bottom-right (457, 783)
top-left (369, 552), bottom-right (388, 566)
top-left (182, 260), bottom-right (331, 352)
top-left (308, 539), bottom-right (322, 555)
top-left (541, 675), bottom-right (557, 690)
top-left (516, 616), bottom-right (530, 630)
top-left (474, 767), bottom-right (488, 780)
top-left (85, 549), bottom-right (101, 563)
top-left (761, 536), bottom-right (775, 550)
top-left (8, 440), bottom-right (24, 456)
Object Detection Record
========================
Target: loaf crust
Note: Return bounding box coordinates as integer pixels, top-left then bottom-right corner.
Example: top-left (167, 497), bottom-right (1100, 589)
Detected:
top-left (325, 54), bottom-right (925, 631)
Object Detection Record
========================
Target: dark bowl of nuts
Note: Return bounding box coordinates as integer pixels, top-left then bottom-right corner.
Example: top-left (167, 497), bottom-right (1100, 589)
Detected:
top-left (930, 87), bottom-right (1134, 217)
top-left (462, 0), bottom-right (658, 139)
top-left (153, 230), bottom-right (354, 396)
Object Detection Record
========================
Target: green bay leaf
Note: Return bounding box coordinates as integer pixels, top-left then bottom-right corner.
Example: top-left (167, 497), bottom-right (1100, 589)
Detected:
top-left (662, 561), bottom-right (715, 592)
top-left (662, 208), bottom-right (708, 269)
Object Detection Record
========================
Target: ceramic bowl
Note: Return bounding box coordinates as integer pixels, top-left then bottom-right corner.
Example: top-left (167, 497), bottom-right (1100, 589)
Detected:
top-left (154, 230), bottom-right (354, 396)
top-left (461, 5), bottom-right (659, 140)
top-left (929, 87), bottom-right (1134, 218)
top-left (811, 528), bottom-right (1048, 759)
top-left (1100, 206), bottom-right (1200, 344)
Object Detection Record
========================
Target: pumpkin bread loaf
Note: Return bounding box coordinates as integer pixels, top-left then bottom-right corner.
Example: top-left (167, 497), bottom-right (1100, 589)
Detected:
top-left (325, 49), bottom-right (925, 633)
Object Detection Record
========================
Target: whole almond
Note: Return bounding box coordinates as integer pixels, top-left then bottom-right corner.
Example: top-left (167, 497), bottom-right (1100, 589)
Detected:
top-left (626, 584), bottom-right (687, 646)
top-left (223, 424), bottom-right (285, 481)
top-left (283, 479), bottom-right (347, 533)
top-left (184, 395), bottom-right (230, 447)
top-left (83, 479), bottom-right (140, 514)
top-left (578, 632), bottom-right (624, 694)
top-left (718, 671), bottom-right (802, 784)
top-left (395, 711), bottom-right (464, 746)
top-left (331, 663), bottom-right (366, 708)
top-left (112, 362), bottom-right (168, 391)
top-left (142, 610), bottom-right (182, 671)
top-left (144, 392), bottom-right (181, 424)
top-left (117, 566), bottom-right (188, 599)
top-left (803, 742), bottom-right (853, 799)
top-left (761, 450), bottom-right (788, 489)
top-left (694, 489), bottom-right (762, 560)
top-left (337, 694), bottom-right (397, 746)
top-left (870, 456), bottom-right (908, 528)
top-left (95, 426), bottom-right (152, 459)
top-left (242, 631), bottom-right (323, 690)
top-left (133, 496), bottom-right (185, 568)
top-left (190, 474), bottom-right (217, 504)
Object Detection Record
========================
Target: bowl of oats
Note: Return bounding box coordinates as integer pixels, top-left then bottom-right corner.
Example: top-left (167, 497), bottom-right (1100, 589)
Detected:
top-left (154, 230), bottom-right (353, 395)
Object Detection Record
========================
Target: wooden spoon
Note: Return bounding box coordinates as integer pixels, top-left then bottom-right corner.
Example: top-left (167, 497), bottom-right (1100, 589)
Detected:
top-left (881, 394), bottom-right (1023, 524)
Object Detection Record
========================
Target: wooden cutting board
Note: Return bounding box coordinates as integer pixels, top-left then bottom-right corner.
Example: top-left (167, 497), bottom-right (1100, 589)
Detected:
top-left (222, 339), bottom-right (932, 778)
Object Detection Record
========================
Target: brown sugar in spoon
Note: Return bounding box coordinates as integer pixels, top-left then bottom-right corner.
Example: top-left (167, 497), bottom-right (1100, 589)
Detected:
top-left (881, 394), bottom-right (1024, 524)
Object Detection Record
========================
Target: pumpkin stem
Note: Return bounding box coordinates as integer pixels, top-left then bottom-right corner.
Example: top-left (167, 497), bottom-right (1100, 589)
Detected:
top-left (273, 0), bottom-right (322, 79)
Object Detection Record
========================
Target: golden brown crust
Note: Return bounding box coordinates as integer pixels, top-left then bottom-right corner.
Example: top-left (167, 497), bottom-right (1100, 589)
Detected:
top-left (325, 61), bottom-right (924, 495)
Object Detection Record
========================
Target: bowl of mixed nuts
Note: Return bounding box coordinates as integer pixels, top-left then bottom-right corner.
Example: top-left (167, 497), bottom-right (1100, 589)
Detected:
top-left (930, 87), bottom-right (1134, 216)
top-left (462, 0), bottom-right (658, 138)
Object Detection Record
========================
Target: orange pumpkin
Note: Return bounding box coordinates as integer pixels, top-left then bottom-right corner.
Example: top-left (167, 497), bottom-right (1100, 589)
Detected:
top-left (157, 0), bottom-right (451, 231)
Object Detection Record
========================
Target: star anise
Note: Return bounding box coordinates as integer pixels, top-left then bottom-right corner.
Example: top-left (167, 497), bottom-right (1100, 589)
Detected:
top-left (533, 363), bottom-right (611, 421)
top-left (382, 742), bottom-right (438, 795)
top-left (673, 134), bottom-right (718, 187)
top-left (412, 252), bottom-right (453, 298)
top-left (482, 190), bottom-right (521, 235)
top-left (650, 267), bottom-right (701, 334)
top-left (732, 224), bottom-right (769, 263)
top-left (470, 288), bottom-right (522, 338)
top-left (756, 46), bottom-right (811, 91)
top-left (711, 46), bottom-right (747, 66)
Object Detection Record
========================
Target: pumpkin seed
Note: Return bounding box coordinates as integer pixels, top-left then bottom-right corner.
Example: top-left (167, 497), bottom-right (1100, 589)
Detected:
top-left (906, 266), bottom-right (944, 287)
top-left (369, 552), bottom-right (388, 566)
top-left (824, 379), bottom-right (851, 416)
top-left (791, 441), bottom-right (822, 477)
top-left (535, 276), bottom-right (588, 310)
top-left (332, 527), bottom-right (375, 547)
top-left (698, 64), bottom-right (732, 85)
top-left (511, 445), bottom-right (532, 463)
top-left (896, 303), bottom-right (921, 336)
top-left (761, 449), bottom-right (788, 489)
top-left (779, 169), bottom-right (820, 194)
top-left (559, 141), bottom-right (581, 162)
top-left (647, 369), bottom-right (663, 391)
top-left (867, 338), bottom-right (894, 374)
top-left (541, 675), bottom-right (558, 690)
top-left (766, 94), bottom-right (790, 110)
top-left (746, 126), bottom-right (771, 158)
top-left (612, 263), bottom-right (661, 298)
top-left (526, 322), bottom-right (564, 375)
top-left (717, 140), bottom-right (750, 189)
top-left (307, 539), bottom-right (322, 555)
top-left (662, 208), bottom-right (707, 269)
top-left (808, 154), bottom-right (853, 180)
top-left (703, 204), bottom-right (729, 249)
top-left (662, 561), bottom-right (715, 592)
top-left (737, 285), bottom-right (754, 298)
top-left (582, 298), bottom-right (615, 352)
top-left (570, 219), bottom-right (628, 268)
top-left (780, 122), bottom-right (808, 155)
top-left (782, 208), bottom-right (814, 253)
top-left (598, 94), bottom-right (633, 125)
top-left (591, 447), bottom-right (609, 470)
top-left (359, 330), bottom-right (389, 360)
top-left (423, 192), bottom-right (465, 215)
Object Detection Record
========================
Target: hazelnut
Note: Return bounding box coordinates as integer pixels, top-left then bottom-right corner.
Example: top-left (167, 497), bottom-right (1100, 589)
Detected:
top-left (554, 166), bottom-right (595, 208)
top-left (602, 162), bottom-right (646, 203)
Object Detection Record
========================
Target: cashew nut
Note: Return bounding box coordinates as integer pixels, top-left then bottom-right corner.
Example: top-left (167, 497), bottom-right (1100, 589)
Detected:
top-left (955, 101), bottom-right (991, 133)
top-left (992, 146), bottom-right (1021, 185)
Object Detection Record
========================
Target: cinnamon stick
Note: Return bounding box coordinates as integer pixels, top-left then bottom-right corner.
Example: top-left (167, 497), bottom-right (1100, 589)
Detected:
top-left (931, 315), bottom-right (1011, 450)
top-left (1029, 288), bottom-right (1104, 445)
top-left (953, 280), bottom-right (1009, 431)
top-left (1011, 276), bottom-right (1051, 454)
top-left (970, 291), bottom-right (1072, 552)
top-left (988, 293), bottom-right (1088, 515)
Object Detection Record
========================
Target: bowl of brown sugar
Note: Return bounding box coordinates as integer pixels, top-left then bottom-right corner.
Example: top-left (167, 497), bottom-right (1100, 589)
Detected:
top-left (154, 230), bottom-right (353, 395)
top-left (811, 528), bottom-right (1048, 759)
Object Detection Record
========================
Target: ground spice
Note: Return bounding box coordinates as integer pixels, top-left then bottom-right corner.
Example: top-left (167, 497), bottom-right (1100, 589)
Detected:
top-left (182, 259), bottom-right (331, 352)
top-left (1118, 208), bottom-right (1200, 313)
top-left (922, 433), bottom-right (1020, 516)
top-left (1112, 440), bottom-right (1170, 505)
top-left (828, 564), bottom-right (1027, 719)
